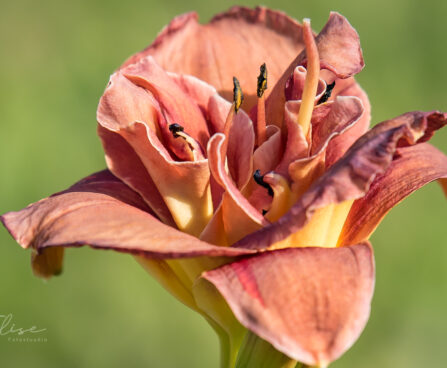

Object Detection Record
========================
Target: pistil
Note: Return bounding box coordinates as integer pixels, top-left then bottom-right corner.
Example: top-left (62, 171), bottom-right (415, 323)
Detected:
top-left (256, 63), bottom-right (268, 146)
top-left (296, 19), bottom-right (320, 139)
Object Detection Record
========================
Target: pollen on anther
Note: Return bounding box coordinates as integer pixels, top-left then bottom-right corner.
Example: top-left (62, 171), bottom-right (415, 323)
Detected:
top-left (233, 77), bottom-right (243, 113)
top-left (317, 81), bottom-right (336, 104)
top-left (257, 63), bottom-right (268, 98)
top-left (253, 170), bottom-right (274, 197)
top-left (168, 123), bottom-right (184, 138)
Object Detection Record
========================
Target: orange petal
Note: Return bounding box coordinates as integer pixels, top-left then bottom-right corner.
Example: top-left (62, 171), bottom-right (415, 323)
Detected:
top-left (202, 243), bottom-right (375, 366)
top-left (266, 12), bottom-right (364, 126)
top-left (121, 56), bottom-right (210, 150)
top-left (234, 111), bottom-right (447, 250)
top-left (207, 133), bottom-right (268, 244)
top-left (98, 125), bottom-right (175, 226)
top-left (122, 6), bottom-right (305, 110)
top-left (325, 80), bottom-right (371, 167)
top-left (0, 171), bottom-right (254, 261)
top-left (274, 101), bottom-right (309, 177)
top-left (208, 95), bottom-right (255, 189)
top-left (340, 143), bottom-right (447, 245)
top-left (97, 62), bottom-right (216, 235)
top-left (310, 96), bottom-right (364, 155)
top-left (121, 122), bottom-right (212, 236)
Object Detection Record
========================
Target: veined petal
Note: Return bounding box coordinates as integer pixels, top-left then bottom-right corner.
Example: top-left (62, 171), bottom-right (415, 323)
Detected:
top-left (122, 6), bottom-right (305, 110)
top-left (266, 12), bottom-right (364, 126)
top-left (235, 111), bottom-right (447, 250)
top-left (0, 171), bottom-right (254, 260)
top-left (340, 143), bottom-right (447, 245)
top-left (201, 243), bottom-right (375, 366)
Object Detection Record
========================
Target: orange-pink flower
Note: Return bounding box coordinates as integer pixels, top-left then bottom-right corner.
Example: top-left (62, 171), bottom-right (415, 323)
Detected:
top-left (2, 6), bottom-right (447, 367)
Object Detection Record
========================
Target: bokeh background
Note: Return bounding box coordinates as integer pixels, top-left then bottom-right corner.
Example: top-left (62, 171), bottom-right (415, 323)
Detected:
top-left (1, 0), bottom-right (446, 367)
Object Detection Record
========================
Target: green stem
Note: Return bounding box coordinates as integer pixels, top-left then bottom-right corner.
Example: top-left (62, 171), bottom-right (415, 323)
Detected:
top-left (235, 331), bottom-right (297, 368)
top-left (217, 329), bottom-right (247, 368)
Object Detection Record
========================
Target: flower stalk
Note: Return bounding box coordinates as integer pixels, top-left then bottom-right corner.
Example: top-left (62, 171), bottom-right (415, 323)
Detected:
top-left (235, 331), bottom-right (297, 368)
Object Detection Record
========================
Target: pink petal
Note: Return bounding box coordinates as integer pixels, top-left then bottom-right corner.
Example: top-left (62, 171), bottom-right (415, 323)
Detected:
top-left (266, 12), bottom-right (364, 126)
top-left (310, 95), bottom-right (365, 155)
top-left (325, 80), bottom-right (371, 167)
top-left (340, 143), bottom-right (447, 245)
top-left (98, 125), bottom-right (175, 226)
top-left (121, 56), bottom-right (210, 149)
top-left (1, 171), bottom-right (253, 259)
top-left (274, 101), bottom-right (309, 177)
top-left (247, 126), bottom-right (283, 213)
top-left (207, 133), bottom-right (268, 244)
top-left (252, 125), bottom-right (283, 175)
top-left (122, 6), bottom-right (305, 110)
top-left (235, 111), bottom-right (447, 250)
top-left (97, 63), bottom-right (215, 235)
top-left (208, 94), bottom-right (255, 188)
top-left (120, 122), bottom-right (212, 236)
top-left (201, 243), bottom-right (375, 365)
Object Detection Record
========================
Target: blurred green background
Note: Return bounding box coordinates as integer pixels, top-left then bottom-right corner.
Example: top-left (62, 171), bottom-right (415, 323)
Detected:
top-left (0, 0), bottom-right (446, 367)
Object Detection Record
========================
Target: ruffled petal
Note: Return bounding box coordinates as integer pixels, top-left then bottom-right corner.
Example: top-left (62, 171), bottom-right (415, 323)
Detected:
top-left (266, 12), bottom-right (364, 126)
top-left (98, 125), bottom-right (175, 226)
top-left (234, 111), bottom-right (447, 250)
top-left (122, 6), bottom-right (305, 110)
top-left (207, 133), bottom-right (268, 245)
top-left (120, 56), bottom-right (210, 149)
top-left (310, 96), bottom-right (364, 155)
top-left (340, 143), bottom-right (447, 245)
top-left (201, 243), bottom-right (375, 366)
top-left (0, 171), bottom-right (254, 261)
top-left (208, 95), bottom-right (255, 189)
top-left (97, 61), bottom-right (215, 236)
top-left (120, 123), bottom-right (212, 236)
top-left (325, 80), bottom-right (371, 167)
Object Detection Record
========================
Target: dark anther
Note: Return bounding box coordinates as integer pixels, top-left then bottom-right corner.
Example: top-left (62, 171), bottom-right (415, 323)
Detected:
top-left (253, 169), bottom-right (274, 197)
top-left (257, 63), bottom-right (268, 98)
top-left (233, 77), bottom-right (243, 113)
top-left (169, 123), bottom-right (184, 138)
top-left (317, 81), bottom-right (336, 104)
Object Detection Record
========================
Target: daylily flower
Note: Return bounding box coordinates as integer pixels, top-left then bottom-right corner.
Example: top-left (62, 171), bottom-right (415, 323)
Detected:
top-left (2, 6), bottom-right (447, 368)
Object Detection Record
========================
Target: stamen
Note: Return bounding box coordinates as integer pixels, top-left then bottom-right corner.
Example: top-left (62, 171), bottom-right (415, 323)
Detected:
top-left (253, 169), bottom-right (274, 197)
top-left (317, 81), bottom-right (335, 104)
top-left (256, 63), bottom-right (268, 146)
top-left (263, 173), bottom-right (292, 222)
top-left (168, 123), bottom-right (204, 161)
top-left (296, 19), bottom-right (320, 139)
top-left (257, 63), bottom-right (268, 98)
top-left (233, 76), bottom-right (243, 113)
top-left (222, 77), bottom-right (244, 157)
top-left (169, 123), bottom-right (184, 138)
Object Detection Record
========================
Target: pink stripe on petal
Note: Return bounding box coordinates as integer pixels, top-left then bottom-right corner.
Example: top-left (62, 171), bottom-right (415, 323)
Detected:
top-left (202, 243), bottom-right (374, 365)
